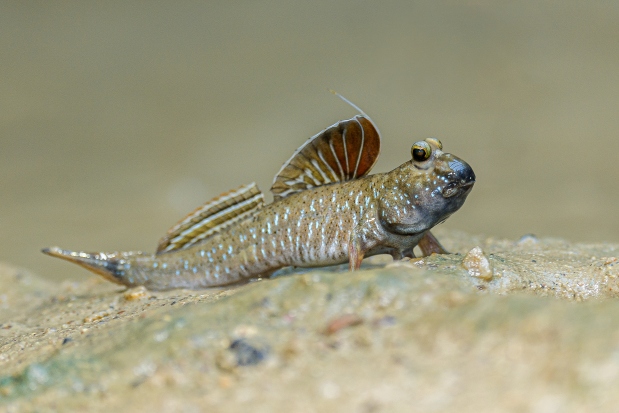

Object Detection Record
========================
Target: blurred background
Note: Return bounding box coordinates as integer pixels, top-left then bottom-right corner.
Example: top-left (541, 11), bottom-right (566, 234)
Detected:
top-left (1, 1), bottom-right (618, 282)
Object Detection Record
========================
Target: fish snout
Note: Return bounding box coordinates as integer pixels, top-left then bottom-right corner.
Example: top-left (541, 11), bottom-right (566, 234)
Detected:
top-left (442, 157), bottom-right (475, 198)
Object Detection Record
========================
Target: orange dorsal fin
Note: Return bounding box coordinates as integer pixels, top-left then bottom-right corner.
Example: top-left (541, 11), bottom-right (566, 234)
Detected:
top-left (156, 182), bottom-right (264, 254)
top-left (270, 115), bottom-right (381, 201)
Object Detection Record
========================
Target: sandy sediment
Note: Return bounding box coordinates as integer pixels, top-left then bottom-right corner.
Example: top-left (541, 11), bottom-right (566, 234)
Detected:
top-left (1, 231), bottom-right (619, 412)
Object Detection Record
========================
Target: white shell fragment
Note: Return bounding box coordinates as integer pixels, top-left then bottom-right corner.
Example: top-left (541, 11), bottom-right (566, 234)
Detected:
top-left (462, 246), bottom-right (493, 281)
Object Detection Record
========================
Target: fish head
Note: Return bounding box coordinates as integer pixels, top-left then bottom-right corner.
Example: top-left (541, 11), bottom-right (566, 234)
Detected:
top-left (379, 138), bottom-right (475, 235)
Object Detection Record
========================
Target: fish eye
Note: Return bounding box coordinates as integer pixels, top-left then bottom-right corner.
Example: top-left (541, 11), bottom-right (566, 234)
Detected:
top-left (411, 141), bottom-right (432, 162)
top-left (426, 138), bottom-right (443, 150)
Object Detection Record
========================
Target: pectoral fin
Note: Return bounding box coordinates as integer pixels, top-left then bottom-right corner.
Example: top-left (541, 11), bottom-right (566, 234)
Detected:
top-left (271, 115), bottom-right (381, 201)
top-left (156, 182), bottom-right (264, 254)
top-left (417, 231), bottom-right (449, 256)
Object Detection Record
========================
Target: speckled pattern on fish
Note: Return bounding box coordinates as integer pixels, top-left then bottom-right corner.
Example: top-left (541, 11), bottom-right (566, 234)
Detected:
top-left (43, 105), bottom-right (475, 291)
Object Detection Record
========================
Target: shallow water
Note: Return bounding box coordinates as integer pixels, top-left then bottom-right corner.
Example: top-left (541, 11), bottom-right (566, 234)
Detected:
top-left (1, 1), bottom-right (618, 282)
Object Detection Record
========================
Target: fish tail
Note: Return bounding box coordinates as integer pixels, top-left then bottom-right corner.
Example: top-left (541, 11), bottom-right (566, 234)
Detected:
top-left (42, 247), bottom-right (131, 286)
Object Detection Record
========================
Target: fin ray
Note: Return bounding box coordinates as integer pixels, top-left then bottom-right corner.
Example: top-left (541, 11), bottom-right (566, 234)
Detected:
top-left (156, 182), bottom-right (264, 254)
top-left (271, 116), bottom-right (381, 201)
top-left (41, 247), bottom-right (126, 284)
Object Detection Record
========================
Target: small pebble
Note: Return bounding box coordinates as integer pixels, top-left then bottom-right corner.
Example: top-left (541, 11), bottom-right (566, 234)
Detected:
top-left (517, 234), bottom-right (539, 246)
top-left (83, 311), bottom-right (110, 323)
top-left (325, 314), bottom-right (363, 335)
top-left (123, 286), bottom-right (149, 301)
top-left (229, 338), bottom-right (269, 366)
top-left (462, 246), bottom-right (493, 281)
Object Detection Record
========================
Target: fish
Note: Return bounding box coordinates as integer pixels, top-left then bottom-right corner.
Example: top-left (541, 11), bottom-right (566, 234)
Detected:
top-left (42, 98), bottom-right (475, 291)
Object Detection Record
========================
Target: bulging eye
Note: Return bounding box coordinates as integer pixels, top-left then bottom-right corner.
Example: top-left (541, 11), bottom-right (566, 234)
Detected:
top-left (411, 141), bottom-right (431, 162)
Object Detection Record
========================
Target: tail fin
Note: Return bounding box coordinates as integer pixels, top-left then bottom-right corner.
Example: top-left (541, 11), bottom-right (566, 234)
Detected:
top-left (42, 247), bottom-right (125, 285)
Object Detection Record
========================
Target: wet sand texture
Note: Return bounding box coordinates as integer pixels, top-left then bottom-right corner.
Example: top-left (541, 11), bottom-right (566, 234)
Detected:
top-left (2, 231), bottom-right (619, 412)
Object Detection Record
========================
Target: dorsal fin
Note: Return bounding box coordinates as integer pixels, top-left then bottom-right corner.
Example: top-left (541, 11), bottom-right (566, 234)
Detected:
top-left (156, 182), bottom-right (264, 254)
top-left (270, 115), bottom-right (381, 201)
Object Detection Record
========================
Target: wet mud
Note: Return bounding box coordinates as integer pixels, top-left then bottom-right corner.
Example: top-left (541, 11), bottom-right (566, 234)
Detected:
top-left (2, 231), bottom-right (619, 412)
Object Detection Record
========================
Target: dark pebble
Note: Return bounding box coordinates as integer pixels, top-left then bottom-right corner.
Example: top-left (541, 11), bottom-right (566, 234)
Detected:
top-left (229, 338), bottom-right (269, 366)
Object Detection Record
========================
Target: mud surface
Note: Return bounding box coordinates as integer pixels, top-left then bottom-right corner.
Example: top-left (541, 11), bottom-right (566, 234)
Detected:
top-left (2, 231), bottom-right (619, 412)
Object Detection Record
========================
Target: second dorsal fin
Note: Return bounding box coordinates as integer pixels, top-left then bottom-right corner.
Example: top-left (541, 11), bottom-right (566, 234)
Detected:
top-left (271, 115), bottom-right (381, 201)
top-left (156, 182), bottom-right (264, 254)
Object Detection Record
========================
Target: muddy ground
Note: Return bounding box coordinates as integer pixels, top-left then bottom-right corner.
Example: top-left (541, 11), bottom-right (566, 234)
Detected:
top-left (1, 230), bottom-right (619, 412)
top-left (3, 3), bottom-right (619, 412)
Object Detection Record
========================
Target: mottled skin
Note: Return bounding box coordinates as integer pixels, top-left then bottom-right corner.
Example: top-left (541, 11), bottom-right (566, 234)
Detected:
top-left (43, 139), bottom-right (474, 290)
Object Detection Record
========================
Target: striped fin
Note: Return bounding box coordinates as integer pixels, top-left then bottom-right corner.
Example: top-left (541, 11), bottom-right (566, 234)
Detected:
top-left (271, 116), bottom-right (381, 201)
top-left (156, 182), bottom-right (264, 254)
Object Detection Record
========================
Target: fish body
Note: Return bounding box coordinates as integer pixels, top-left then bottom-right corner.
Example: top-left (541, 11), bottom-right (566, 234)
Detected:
top-left (44, 111), bottom-right (475, 290)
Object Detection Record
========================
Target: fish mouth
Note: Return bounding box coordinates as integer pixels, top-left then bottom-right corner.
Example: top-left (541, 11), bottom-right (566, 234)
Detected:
top-left (442, 180), bottom-right (475, 198)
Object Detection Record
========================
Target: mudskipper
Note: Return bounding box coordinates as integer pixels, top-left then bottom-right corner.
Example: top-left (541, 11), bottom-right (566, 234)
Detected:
top-left (43, 97), bottom-right (475, 290)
